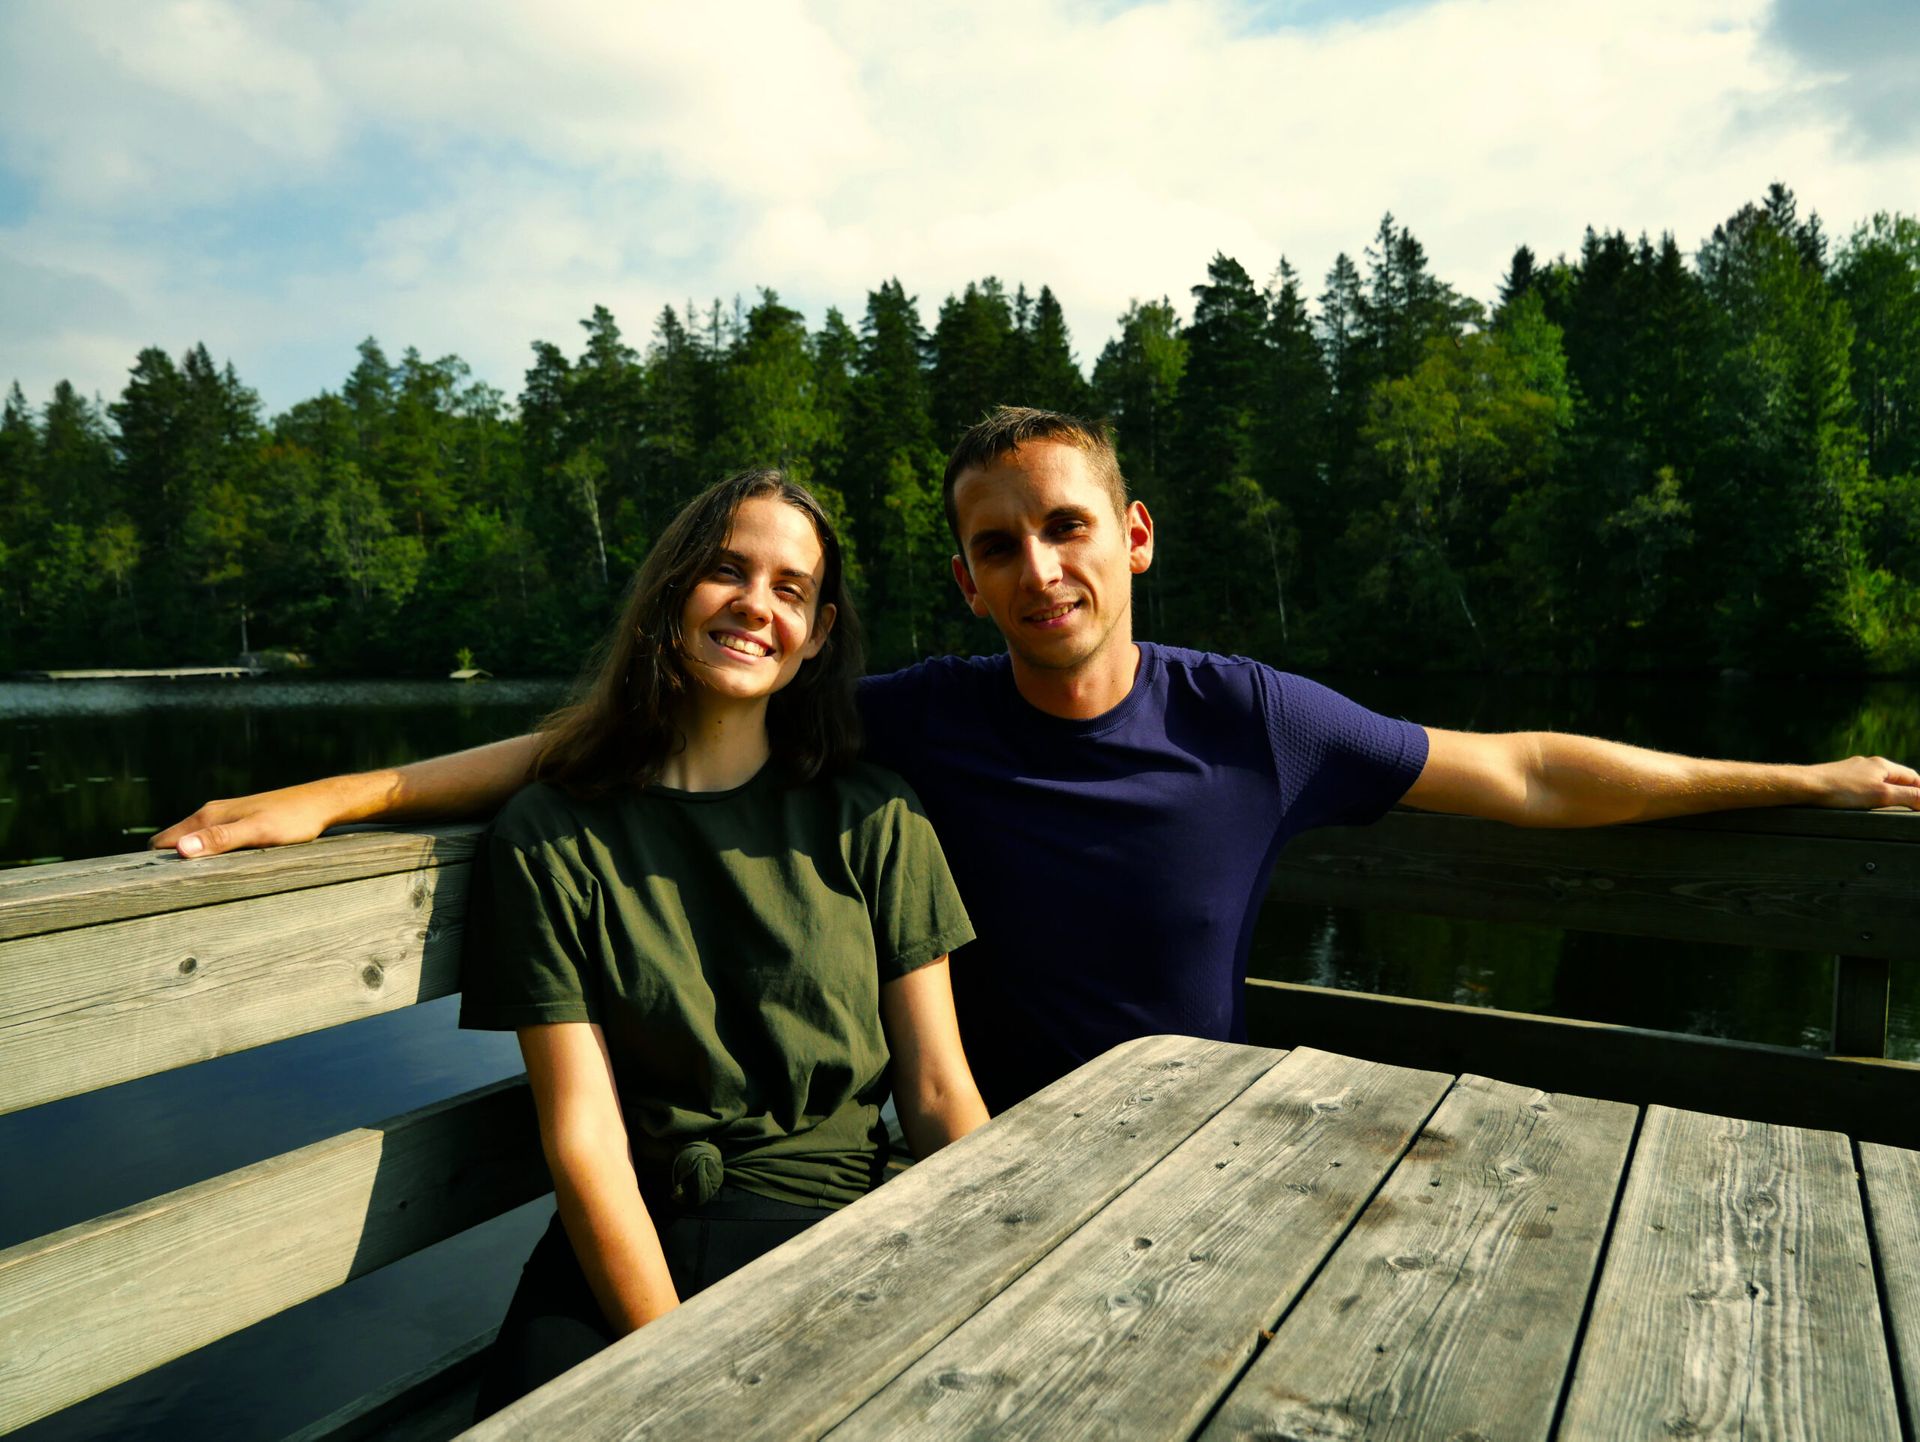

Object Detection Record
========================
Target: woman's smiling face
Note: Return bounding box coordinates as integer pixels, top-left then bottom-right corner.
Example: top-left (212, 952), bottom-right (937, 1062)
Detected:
top-left (678, 495), bottom-right (836, 708)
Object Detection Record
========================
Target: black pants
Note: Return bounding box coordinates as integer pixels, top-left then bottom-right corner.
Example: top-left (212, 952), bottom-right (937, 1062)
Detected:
top-left (472, 1187), bottom-right (835, 1421)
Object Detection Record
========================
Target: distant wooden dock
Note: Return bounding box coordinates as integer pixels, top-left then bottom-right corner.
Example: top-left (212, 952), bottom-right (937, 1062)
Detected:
top-left (16, 666), bottom-right (260, 681)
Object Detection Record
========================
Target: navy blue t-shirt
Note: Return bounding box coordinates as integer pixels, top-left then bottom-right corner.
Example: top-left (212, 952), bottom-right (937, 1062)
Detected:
top-left (857, 643), bottom-right (1428, 1113)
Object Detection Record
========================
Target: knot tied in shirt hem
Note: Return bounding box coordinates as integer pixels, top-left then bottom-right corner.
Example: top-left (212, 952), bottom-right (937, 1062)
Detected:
top-left (670, 1140), bottom-right (725, 1207)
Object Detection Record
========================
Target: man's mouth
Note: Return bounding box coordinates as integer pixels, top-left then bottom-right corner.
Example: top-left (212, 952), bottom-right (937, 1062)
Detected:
top-left (713, 632), bottom-right (773, 658)
top-left (1026, 601), bottom-right (1080, 626)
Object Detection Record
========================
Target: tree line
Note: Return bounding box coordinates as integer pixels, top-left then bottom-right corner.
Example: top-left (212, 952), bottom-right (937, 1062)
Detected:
top-left (4, 184), bottom-right (1916, 678)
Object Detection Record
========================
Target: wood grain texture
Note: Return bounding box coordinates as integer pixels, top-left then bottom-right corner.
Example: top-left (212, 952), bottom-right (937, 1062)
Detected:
top-left (466, 1036), bottom-right (1284, 1442)
top-left (1558, 1106), bottom-right (1899, 1440)
top-left (0, 825), bottom-right (481, 943)
top-left (1203, 1074), bottom-right (1636, 1442)
top-left (1245, 979), bottom-right (1920, 1148)
top-left (830, 1047), bottom-right (1452, 1441)
top-left (0, 1079), bottom-right (546, 1432)
top-left (1647, 806), bottom-right (1920, 842)
top-left (1269, 810), bottom-right (1914, 960)
top-left (1860, 1141), bottom-right (1920, 1442)
top-left (0, 864), bottom-right (470, 1116)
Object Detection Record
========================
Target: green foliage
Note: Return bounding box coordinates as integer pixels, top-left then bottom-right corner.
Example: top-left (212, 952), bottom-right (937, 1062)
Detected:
top-left (4, 191), bottom-right (1916, 677)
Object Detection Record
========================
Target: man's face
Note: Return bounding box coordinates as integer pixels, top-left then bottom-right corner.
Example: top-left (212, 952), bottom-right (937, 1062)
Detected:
top-left (949, 442), bottom-right (1153, 674)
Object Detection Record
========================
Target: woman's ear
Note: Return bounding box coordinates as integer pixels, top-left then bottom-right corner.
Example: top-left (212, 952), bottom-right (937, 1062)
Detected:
top-left (802, 602), bottom-right (837, 660)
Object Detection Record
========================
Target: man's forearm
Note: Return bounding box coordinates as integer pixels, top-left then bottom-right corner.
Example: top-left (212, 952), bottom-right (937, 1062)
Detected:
top-left (1407, 728), bottom-right (1916, 827)
top-left (1525, 733), bottom-right (1825, 826)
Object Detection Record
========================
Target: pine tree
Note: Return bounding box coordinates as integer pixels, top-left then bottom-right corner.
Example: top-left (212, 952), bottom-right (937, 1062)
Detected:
top-left (929, 279), bottom-right (1014, 446)
top-left (1092, 299), bottom-right (1185, 637)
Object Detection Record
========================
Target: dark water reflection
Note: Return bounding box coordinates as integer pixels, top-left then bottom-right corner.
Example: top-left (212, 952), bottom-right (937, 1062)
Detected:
top-left (2, 672), bottom-right (1914, 1438)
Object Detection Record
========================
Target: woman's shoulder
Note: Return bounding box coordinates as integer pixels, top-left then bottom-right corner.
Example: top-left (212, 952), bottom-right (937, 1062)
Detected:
top-left (816, 759), bottom-right (927, 815)
top-left (489, 780), bottom-right (618, 854)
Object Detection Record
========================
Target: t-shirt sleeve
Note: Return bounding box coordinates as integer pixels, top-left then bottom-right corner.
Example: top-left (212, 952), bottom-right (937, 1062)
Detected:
top-left (859, 780), bottom-right (975, 983)
top-left (458, 828), bottom-right (602, 1031)
top-left (1261, 668), bottom-right (1430, 832)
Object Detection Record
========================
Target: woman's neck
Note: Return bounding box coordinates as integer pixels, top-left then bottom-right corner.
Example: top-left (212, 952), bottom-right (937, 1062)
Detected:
top-left (656, 693), bottom-right (772, 792)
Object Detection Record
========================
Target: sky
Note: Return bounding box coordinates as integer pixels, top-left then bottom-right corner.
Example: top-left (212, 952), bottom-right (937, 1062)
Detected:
top-left (1, 0), bottom-right (1916, 417)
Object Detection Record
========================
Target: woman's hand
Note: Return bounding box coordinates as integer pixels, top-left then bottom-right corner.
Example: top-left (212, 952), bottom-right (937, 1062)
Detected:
top-left (519, 1022), bottom-right (681, 1335)
top-left (879, 958), bottom-right (990, 1157)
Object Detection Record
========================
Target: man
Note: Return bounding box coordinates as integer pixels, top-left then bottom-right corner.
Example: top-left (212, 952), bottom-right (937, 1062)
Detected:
top-left (157, 408), bottom-right (1918, 1113)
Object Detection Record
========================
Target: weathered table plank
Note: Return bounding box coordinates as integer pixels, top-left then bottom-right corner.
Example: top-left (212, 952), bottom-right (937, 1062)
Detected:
top-left (466, 1036), bottom-right (1282, 1441)
top-left (830, 1047), bottom-right (1451, 1440)
top-left (1860, 1141), bottom-right (1920, 1440)
top-left (0, 864), bottom-right (470, 1115)
top-left (0, 1080), bottom-right (545, 1432)
top-left (1204, 1074), bottom-right (1635, 1441)
top-left (1559, 1106), bottom-right (1899, 1440)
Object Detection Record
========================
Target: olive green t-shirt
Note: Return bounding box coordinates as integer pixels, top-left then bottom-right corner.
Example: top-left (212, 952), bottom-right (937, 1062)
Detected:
top-left (458, 761), bottom-right (974, 1209)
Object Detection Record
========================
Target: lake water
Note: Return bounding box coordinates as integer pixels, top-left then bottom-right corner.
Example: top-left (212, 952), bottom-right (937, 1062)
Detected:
top-left (4, 672), bottom-right (1916, 1438)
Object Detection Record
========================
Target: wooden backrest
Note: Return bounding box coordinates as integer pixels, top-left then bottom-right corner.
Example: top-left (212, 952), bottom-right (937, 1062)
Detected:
top-left (1269, 806), bottom-right (1916, 961)
top-left (0, 826), bottom-right (545, 1433)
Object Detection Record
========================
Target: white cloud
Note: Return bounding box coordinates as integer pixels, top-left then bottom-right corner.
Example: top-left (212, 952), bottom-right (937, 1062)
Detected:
top-left (0, 0), bottom-right (1916, 413)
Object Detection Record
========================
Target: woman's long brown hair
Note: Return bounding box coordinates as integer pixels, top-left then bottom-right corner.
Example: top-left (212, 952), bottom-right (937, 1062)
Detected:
top-left (533, 468), bottom-right (864, 795)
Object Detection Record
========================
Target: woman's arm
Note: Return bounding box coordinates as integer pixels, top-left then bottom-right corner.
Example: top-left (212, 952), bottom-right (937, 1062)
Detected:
top-left (152, 733), bottom-right (544, 857)
top-left (518, 1022), bottom-right (681, 1336)
top-left (879, 958), bottom-right (990, 1155)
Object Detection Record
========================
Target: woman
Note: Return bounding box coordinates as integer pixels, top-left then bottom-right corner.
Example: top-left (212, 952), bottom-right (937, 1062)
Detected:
top-left (459, 469), bottom-right (987, 1417)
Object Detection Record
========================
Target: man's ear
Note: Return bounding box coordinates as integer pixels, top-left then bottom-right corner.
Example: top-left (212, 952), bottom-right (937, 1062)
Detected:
top-left (1127, 501), bottom-right (1155, 576)
top-left (802, 602), bottom-right (837, 660)
top-left (951, 554), bottom-right (987, 617)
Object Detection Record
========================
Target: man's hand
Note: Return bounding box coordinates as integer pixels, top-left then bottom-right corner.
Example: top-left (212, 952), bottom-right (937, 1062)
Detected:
top-left (151, 776), bottom-right (372, 858)
top-left (1803, 755), bottom-right (1920, 811)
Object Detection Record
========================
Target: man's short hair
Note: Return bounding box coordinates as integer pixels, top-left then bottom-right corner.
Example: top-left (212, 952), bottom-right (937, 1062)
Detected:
top-left (942, 406), bottom-right (1129, 551)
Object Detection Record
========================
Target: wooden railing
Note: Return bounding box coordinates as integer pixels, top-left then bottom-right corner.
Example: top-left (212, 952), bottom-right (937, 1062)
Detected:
top-left (1251, 805), bottom-right (1919, 1147)
top-left (0, 806), bottom-right (1914, 1435)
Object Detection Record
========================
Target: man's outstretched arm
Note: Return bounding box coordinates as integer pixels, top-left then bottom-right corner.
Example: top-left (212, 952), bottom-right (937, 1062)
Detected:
top-left (151, 733), bottom-right (545, 857)
top-left (1404, 728), bottom-right (1920, 827)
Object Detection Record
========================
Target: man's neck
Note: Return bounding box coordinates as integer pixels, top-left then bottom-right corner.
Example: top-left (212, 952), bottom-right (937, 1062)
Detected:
top-left (1009, 639), bottom-right (1143, 721)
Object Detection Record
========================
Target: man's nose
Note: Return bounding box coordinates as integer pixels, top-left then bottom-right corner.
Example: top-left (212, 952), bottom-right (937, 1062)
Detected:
top-left (1019, 537), bottom-right (1061, 589)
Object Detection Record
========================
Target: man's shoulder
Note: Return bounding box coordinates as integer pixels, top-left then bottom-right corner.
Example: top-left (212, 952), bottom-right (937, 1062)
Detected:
top-left (861, 651), bottom-right (1009, 697)
top-left (1143, 644), bottom-right (1370, 713)
top-left (1140, 643), bottom-right (1288, 709)
top-left (858, 652), bottom-right (1009, 731)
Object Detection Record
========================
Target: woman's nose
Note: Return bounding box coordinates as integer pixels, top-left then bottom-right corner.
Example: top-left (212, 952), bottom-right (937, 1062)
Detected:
top-left (732, 580), bottom-right (772, 621)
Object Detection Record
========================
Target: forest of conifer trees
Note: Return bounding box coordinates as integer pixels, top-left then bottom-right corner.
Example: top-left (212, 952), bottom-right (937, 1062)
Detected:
top-left (4, 185), bottom-right (1916, 678)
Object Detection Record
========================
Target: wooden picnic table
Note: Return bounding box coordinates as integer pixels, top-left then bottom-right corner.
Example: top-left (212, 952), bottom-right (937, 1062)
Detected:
top-left (464, 1037), bottom-right (1920, 1441)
